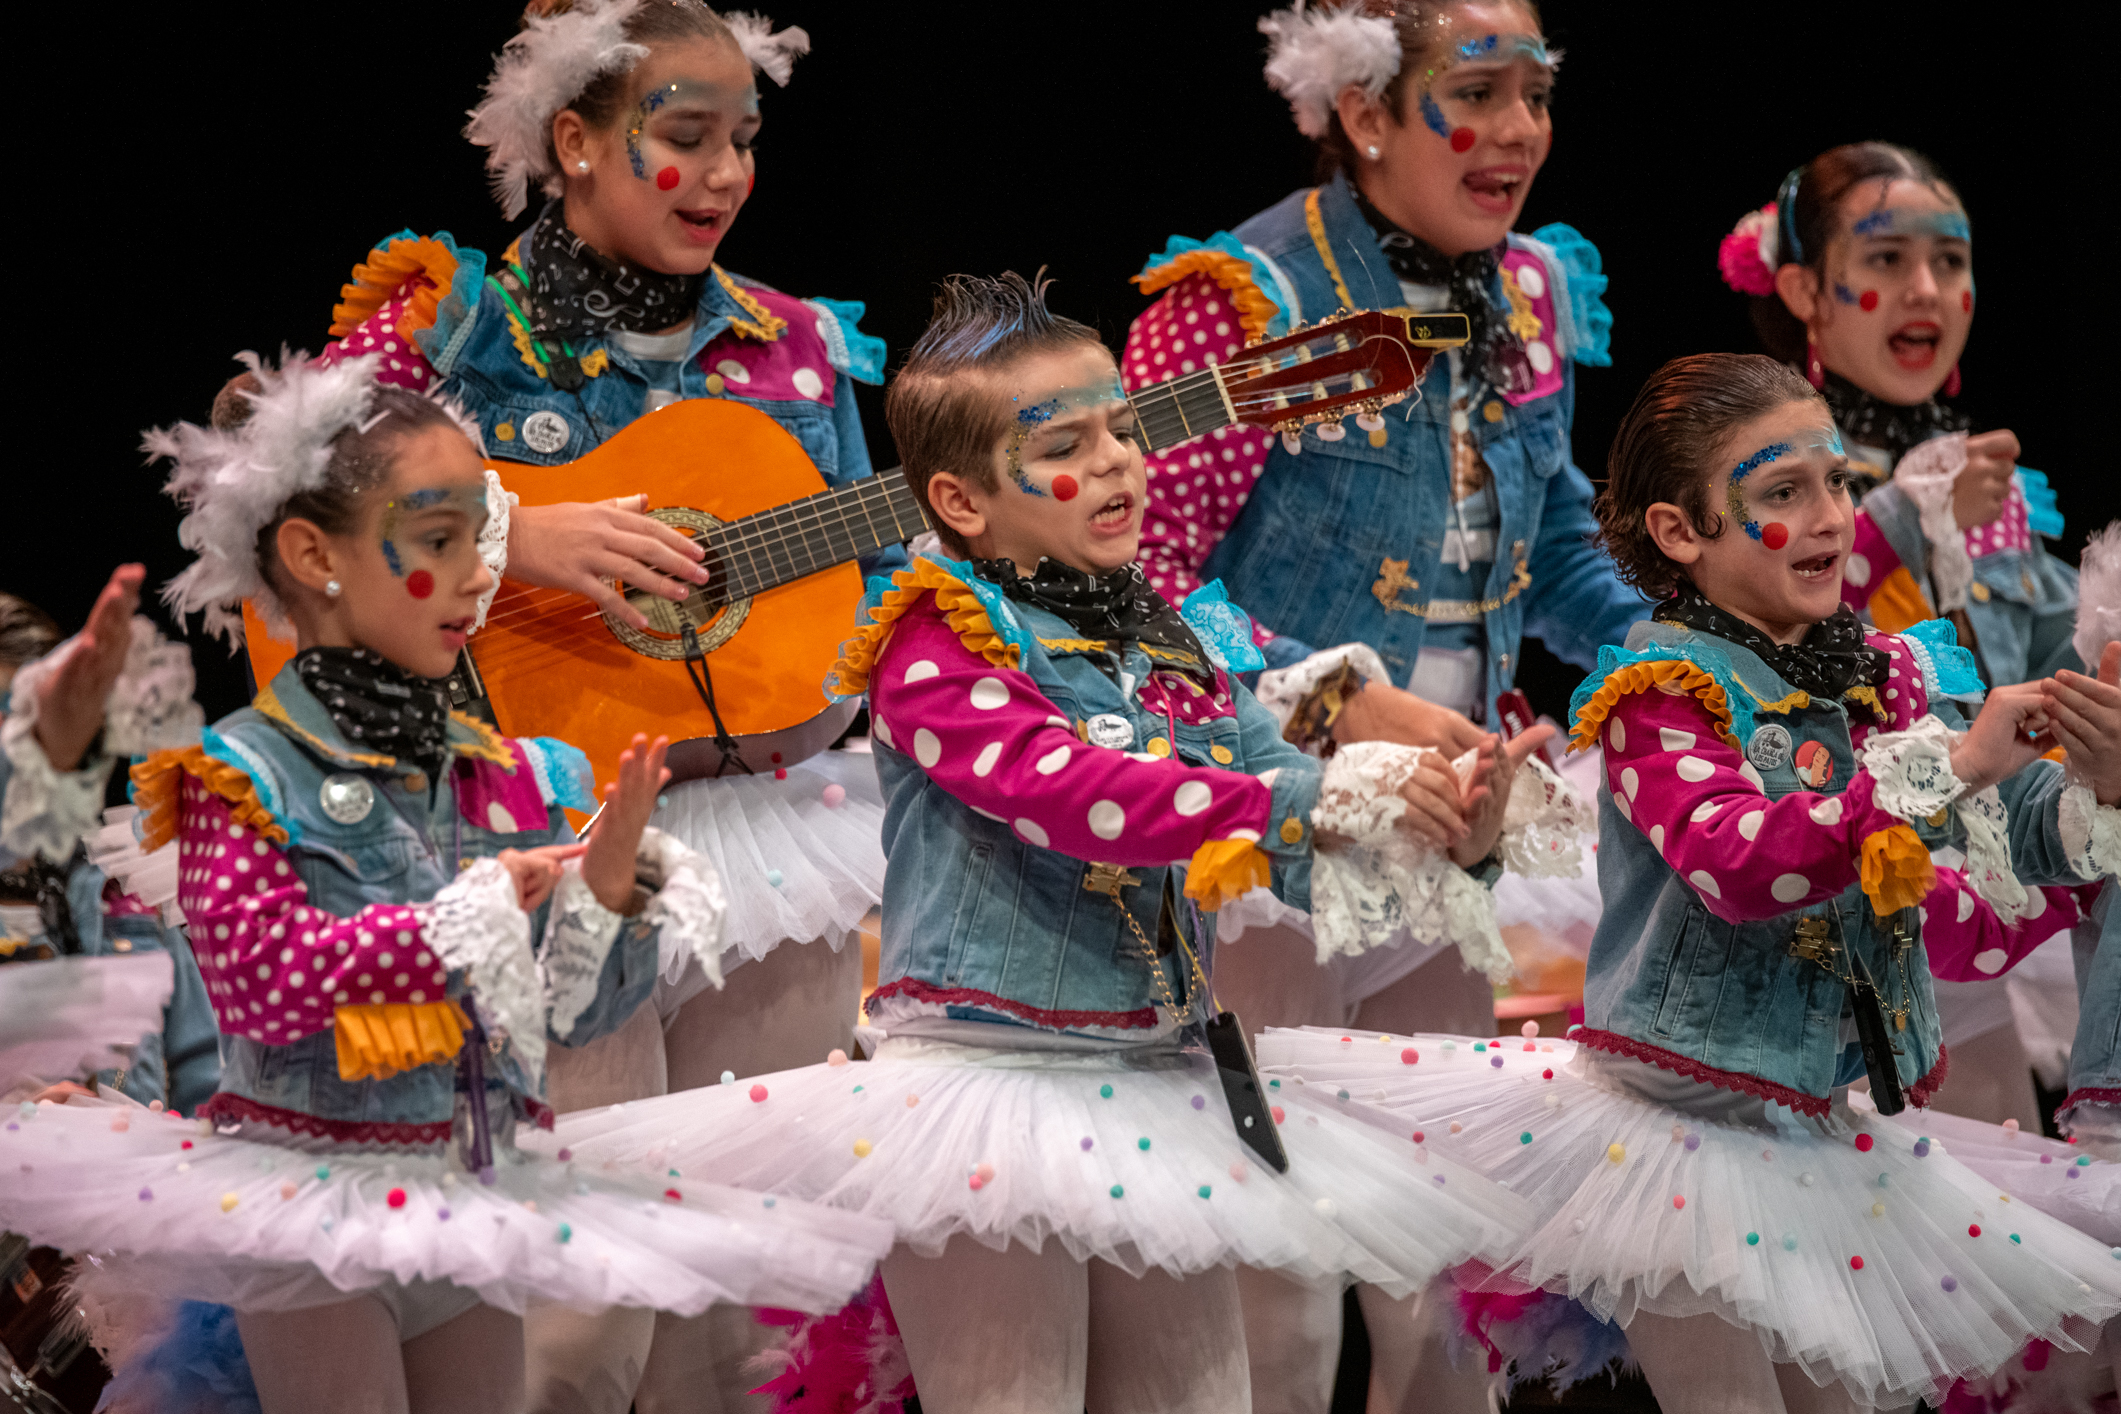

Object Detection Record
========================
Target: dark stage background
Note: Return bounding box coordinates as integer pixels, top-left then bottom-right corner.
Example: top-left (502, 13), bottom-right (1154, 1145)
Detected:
top-left (14, 2), bottom-right (2104, 726)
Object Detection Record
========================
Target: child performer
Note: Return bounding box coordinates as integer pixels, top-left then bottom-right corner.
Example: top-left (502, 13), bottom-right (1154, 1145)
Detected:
top-left (1720, 143), bottom-right (2087, 1127)
top-left (1258, 352), bottom-right (2121, 1412)
top-left (2058, 524), bottom-right (2121, 1166)
top-left (545, 272), bottom-right (1588, 1414)
top-left (0, 353), bottom-right (891, 1414)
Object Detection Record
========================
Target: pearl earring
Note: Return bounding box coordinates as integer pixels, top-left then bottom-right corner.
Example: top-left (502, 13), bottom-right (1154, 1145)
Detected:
top-left (575, 160), bottom-right (590, 173)
top-left (1366, 145), bottom-right (1381, 159)
top-left (325, 580), bottom-right (342, 599)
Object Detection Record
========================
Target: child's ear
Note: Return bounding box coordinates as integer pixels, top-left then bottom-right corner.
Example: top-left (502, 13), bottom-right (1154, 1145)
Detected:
top-left (1644, 501), bottom-right (1706, 566)
top-left (1774, 262), bottom-right (1822, 324)
top-left (274, 517), bottom-right (343, 595)
top-left (925, 472), bottom-right (989, 545)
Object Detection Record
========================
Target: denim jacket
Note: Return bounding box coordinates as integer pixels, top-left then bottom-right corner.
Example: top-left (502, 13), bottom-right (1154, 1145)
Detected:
top-left (853, 562), bottom-right (1323, 1035)
top-left (2064, 881), bottom-right (2119, 1128)
top-left (1161, 173), bottom-right (1646, 698)
top-left (149, 666), bottom-right (662, 1151)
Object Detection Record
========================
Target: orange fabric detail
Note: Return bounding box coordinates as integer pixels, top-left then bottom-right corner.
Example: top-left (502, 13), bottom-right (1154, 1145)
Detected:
top-left (1131, 254), bottom-right (1279, 342)
top-left (131, 746), bottom-right (290, 853)
top-left (1569, 660), bottom-right (1740, 755)
top-left (1183, 838), bottom-right (1275, 914)
top-left (333, 1000), bottom-right (468, 1081)
top-left (1859, 824), bottom-right (1935, 916)
top-left (826, 561), bottom-right (1020, 697)
top-left (328, 236), bottom-right (459, 340)
top-left (1866, 566), bottom-right (1935, 636)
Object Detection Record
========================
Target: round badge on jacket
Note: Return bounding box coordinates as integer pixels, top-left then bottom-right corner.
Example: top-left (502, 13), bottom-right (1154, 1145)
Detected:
top-left (319, 773), bottom-right (376, 824)
top-left (520, 410), bottom-right (571, 455)
top-left (1746, 723), bottom-right (1793, 772)
top-left (1085, 713), bottom-right (1135, 749)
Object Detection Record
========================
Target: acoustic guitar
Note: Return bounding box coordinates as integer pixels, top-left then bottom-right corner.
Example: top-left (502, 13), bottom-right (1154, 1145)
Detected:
top-left (244, 308), bottom-right (1466, 787)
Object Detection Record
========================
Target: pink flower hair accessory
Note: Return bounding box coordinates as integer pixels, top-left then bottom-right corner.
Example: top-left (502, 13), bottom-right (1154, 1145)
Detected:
top-left (1718, 204), bottom-right (1780, 297)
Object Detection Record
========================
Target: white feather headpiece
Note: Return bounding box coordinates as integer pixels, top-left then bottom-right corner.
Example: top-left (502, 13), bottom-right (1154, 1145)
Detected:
top-left (2076, 520), bottom-right (2121, 670)
top-left (1259, 2), bottom-right (1403, 139)
top-left (723, 11), bottom-right (810, 87)
top-left (467, 0), bottom-right (652, 221)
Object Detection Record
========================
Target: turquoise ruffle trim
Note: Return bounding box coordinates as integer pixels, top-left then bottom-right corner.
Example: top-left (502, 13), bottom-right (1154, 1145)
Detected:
top-left (523, 736), bottom-right (598, 814)
top-left (1181, 580), bottom-right (1266, 672)
top-left (347, 229), bottom-right (491, 373)
top-left (1901, 619), bottom-right (1987, 698)
top-left (1568, 638), bottom-right (1763, 752)
top-left (1136, 232), bottom-right (1291, 339)
top-left (199, 725), bottom-right (302, 849)
top-left (1530, 222), bottom-right (1612, 368)
top-left (2016, 468), bottom-right (2065, 539)
top-left (807, 296), bottom-right (888, 385)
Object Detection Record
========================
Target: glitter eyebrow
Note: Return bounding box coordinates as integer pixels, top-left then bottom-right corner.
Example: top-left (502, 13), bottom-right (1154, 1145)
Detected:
top-left (1730, 442), bottom-right (1793, 481)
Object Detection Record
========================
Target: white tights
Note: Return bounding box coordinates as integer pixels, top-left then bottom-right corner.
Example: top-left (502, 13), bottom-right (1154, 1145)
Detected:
top-left (879, 1237), bottom-right (1250, 1414)
top-left (523, 937), bottom-right (862, 1414)
top-left (236, 1298), bottom-right (523, 1414)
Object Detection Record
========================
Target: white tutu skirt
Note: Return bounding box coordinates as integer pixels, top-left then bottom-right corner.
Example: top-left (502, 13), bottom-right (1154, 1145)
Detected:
top-left (537, 1036), bottom-right (1531, 1295)
top-left (1258, 1027), bottom-right (2121, 1408)
top-left (649, 747), bottom-right (885, 966)
top-left (0, 953), bottom-right (175, 1091)
top-left (0, 1093), bottom-right (892, 1319)
top-left (1861, 1099), bottom-right (2121, 1247)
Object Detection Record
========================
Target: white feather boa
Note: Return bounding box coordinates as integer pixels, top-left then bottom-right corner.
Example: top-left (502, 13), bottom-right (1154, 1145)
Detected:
top-left (1259, 2), bottom-right (1403, 139)
top-left (2075, 520), bottom-right (2121, 670)
top-left (467, 0), bottom-right (652, 220)
top-left (724, 11), bottom-right (810, 87)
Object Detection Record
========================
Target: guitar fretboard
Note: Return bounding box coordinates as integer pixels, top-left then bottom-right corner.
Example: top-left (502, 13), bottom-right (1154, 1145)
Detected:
top-left (699, 472), bottom-right (929, 605)
top-left (1127, 370), bottom-right (1236, 455)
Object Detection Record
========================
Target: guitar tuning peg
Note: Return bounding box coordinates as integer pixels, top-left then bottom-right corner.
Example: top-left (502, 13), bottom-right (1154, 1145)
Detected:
top-left (1281, 430), bottom-right (1303, 456)
top-left (1315, 419), bottom-right (1347, 443)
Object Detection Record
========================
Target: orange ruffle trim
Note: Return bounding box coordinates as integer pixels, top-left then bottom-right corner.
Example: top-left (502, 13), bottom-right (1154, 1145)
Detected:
top-left (1569, 659), bottom-right (1740, 755)
top-left (1867, 565), bottom-right (1934, 637)
top-left (328, 236), bottom-right (458, 341)
top-left (826, 561), bottom-right (1021, 698)
top-left (1132, 250), bottom-right (1279, 343)
top-left (333, 1000), bottom-right (468, 1082)
top-left (1859, 823), bottom-right (1935, 916)
top-left (1183, 838), bottom-right (1274, 914)
top-left (131, 746), bottom-right (289, 854)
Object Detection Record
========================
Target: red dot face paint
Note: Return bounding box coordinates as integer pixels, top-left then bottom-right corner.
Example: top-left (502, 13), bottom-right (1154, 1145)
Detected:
top-left (1760, 523), bottom-right (1790, 550)
top-left (1450, 127), bottom-right (1476, 153)
top-left (1858, 290), bottom-right (1879, 312)
top-left (1962, 290), bottom-right (1972, 313)
top-left (656, 166), bottom-right (680, 191)
top-left (406, 570), bottom-right (435, 600)
top-left (1052, 474), bottom-right (1080, 502)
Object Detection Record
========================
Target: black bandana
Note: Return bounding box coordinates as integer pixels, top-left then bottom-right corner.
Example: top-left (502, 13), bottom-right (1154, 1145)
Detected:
top-left (294, 648), bottom-right (453, 777)
top-left (973, 558), bottom-right (1210, 671)
top-left (519, 202), bottom-right (705, 340)
top-left (1654, 587), bottom-right (1890, 701)
top-left (1820, 371), bottom-right (1971, 470)
top-left (1349, 185), bottom-right (1535, 398)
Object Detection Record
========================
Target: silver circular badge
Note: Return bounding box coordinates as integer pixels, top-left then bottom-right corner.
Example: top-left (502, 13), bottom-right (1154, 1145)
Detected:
top-left (1085, 713), bottom-right (1135, 749)
top-left (520, 409), bottom-right (571, 455)
top-left (319, 773), bottom-right (376, 824)
top-left (1746, 723), bottom-right (1794, 773)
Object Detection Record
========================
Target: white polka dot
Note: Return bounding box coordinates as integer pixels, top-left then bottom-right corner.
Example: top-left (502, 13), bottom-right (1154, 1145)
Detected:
top-left (1525, 340), bottom-right (1554, 375)
top-left (1808, 797), bottom-right (1844, 826)
top-left (1676, 757), bottom-right (1714, 783)
top-left (1972, 948), bottom-right (2008, 975)
top-left (1690, 801), bottom-right (1722, 824)
top-left (1607, 718), bottom-right (1626, 753)
top-left (1621, 767), bottom-right (1641, 800)
top-left (973, 742), bottom-right (1003, 777)
top-left (1844, 553), bottom-right (1872, 588)
top-left (1738, 810), bottom-right (1765, 841)
top-left (904, 660), bottom-right (939, 683)
top-left (1658, 727), bottom-right (1698, 753)
top-left (1036, 745), bottom-right (1072, 775)
top-left (1174, 781), bottom-right (1212, 816)
top-left (1649, 824), bottom-right (1665, 854)
top-left (1738, 762), bottom-right (1766, 792)
top-left (1956, 890), bottom-right (1976, 923)
top-left (1771, 874), bottom-right (1810, 903)
top-left (714, 358), bottom-right (752, 384)
top-left (1514, 264), bottom-right (1546, 298)
top-left (486, 802), bottom-right (519, 834)
top-left (2022, 888), bottom-right (2047, 920)
top-left (1614, 792), bottom-right (1633, 822)
top-left (913, 730), bottom-right (942, 768)
top-left (791, 367), bottom-right (825, 400)
top-left (1014, 818), bottom-right (1049, 846)
top-left (970, 678), bottom-right (1009, 710)
top-left (1689, 870), bottom-right (1722, 899)
top-left (1088, 801), bottom-right (1126, 839)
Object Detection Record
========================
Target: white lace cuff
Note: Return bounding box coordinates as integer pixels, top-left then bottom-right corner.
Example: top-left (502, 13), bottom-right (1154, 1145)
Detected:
top-left (0, 711), bottom-right (110, 864)
top-left (1255, 643), bottom-right (1391, 731)
top-left (1857, 713), bottom-right (1968, 821)
top-left (1890, 435), bottom-right (1973, 613)
top-left (539, 864), bottom-right (626, 1042)
top-left (1497, 754), bottom-right (1595, 878)
top-left (1307, 740), bottom-right (1513, 982)
top-left (2058, 784), bottom-right (2121, 881)
top-left (414, 858), bottom-right (541, 1085)
top-left (473, 468), bottom-right (516, 633)
top-left (637, 827), bottom-right (729, 988)
top-left (102, 618), bottom-right (204, 756)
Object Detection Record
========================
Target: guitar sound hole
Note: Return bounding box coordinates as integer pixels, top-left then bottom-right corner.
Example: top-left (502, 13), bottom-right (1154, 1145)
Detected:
top-left (603, 511), bottom-right (751, 660)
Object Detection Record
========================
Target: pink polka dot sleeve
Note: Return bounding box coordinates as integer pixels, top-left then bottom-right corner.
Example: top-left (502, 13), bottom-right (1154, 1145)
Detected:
top-left (869, 604), bottom-right (1272, 865)
top-left (1921, 872), bottom-right (2087, 982)
top-left (315, 282), bottom-right (438, 392)
top-left (1840, 509), bottom-right (1906, 618)
top-left (1120, 275), bottom-right (1274, 613)
top-left (176, 777), bottom-right (449, 1046)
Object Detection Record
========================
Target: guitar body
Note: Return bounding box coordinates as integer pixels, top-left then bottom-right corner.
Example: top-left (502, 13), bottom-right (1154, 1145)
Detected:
top-left (244, 400), bottom-right (864, 787)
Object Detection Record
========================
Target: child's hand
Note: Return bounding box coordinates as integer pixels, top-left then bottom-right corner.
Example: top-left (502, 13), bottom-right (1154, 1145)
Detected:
top-left (2041, 642), bottom-right (2121, 806)
top-left (33, 564), bottom-right (144, 771)
top-left (1392, 747), bottom-right (1477, 849)
top-left (1334, 683), bottom-right (1488, 756)
top-left (1450, 726), bottom-right (1555, 868)
top-left (497, 843), bottom-right (586, 911)
top-left (582, 734), bottom-right (671, 913)
top-left (1949, 681), bottom-right (2055, 794)
top-left (1953, 429), bottom-right (2020, 530)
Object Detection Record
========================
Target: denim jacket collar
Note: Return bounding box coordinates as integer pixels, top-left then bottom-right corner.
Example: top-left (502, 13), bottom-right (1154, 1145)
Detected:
top-left (253, 664), bottom-right (512, 779)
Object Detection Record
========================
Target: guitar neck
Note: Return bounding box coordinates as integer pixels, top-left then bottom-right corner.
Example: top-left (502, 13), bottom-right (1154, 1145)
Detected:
top-left (701, 471), bottom-right (929, 604)
top-left (1127, 371), bottom-right (1236, 456)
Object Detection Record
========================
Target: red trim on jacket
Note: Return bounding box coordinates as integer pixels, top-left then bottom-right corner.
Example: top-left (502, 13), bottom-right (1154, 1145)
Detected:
top-left (2057, 1085), bottom-right (2121, 1130)
top-left (1573, 1030), bottom-right (1951, 1120)
top-left (199, 1091), bottom-right (453, 1149)
top-left (868, 976), bottom-right (1161, 1033)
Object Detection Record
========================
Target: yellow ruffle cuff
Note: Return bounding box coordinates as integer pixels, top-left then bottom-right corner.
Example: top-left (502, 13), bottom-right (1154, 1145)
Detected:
top-left (1183, 838), bottom-right (1273, 914)
top-left (131, 746), bottom-right (290, 854)
top-left (1132, 249), bottom-right (1280, 343)
top-left (328, 235), bottom-right (460, 341)
top-left (826, 560), bottom-right (1021, 698)
top-left (1859, 823), bottom-right (1935, 916)
top-left (1866, 565), bottom-right (1935, 637)
top-left (333, 1000), bottom-right (469, 1082)
top-left (1569, 659), bottom-right (1741, 754)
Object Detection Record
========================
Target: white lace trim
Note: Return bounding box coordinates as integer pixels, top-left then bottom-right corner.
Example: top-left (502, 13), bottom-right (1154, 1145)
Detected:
top-left (1890, 434), bottom-right (1973, 614)
top-left (414, 858), bottom-right (541, 1086)
top-left (2057, 784), bottom-right (2121, 881)
top-left (473, 468), bottom-right (516, 633)
top-left (1497, 753), bottom-right (1595, 878)
top-left (637, 826), bottom-right (728, 987)
top-left (1857, 713), bottom-right (2030, 920)
top-left (0, 717), bottom-right (109, 865)
top-left (1254, 643), bottom-right (1391, 732)
top-left (103, 618), bottom-right (205, 756)
top-left (84, 807), bottom-right (183, 926)
top-left (539, 864), bottom-right (625, 1041)
top-left (1306, 741), bottom-right (1512, 982)
top-left (1956, 784), bottom-right (2031, 924)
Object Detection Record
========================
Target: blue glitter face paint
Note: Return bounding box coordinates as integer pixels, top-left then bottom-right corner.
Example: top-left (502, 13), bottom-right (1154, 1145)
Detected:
top-left (1414, 30), bottom-right (1558, 146)
top-left (1834, 283), bottom-right (1861, 306)
top-left (1727, 442), bottom-right (1793, 541)
top-left (1419, 92), bottom-right (1451, 138)
top-left (379, 485), bottom-right (488, 581)
top-left (624, 78), bottom-right (760, 182)
top-left (1850, 207), bottom-right (1971, 243)
top-left (1003, 379), bottom-right (1129, 495)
